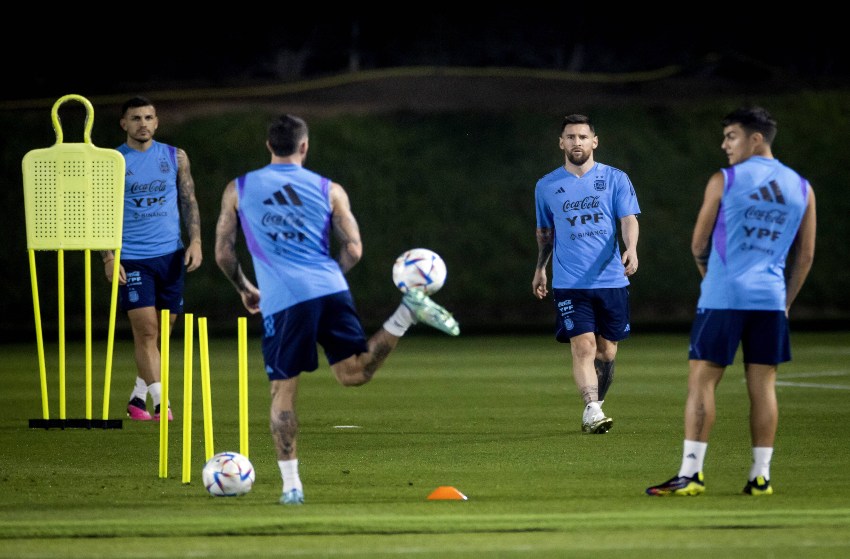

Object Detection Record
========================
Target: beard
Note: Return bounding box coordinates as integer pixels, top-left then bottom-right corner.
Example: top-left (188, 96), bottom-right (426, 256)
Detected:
top-left (566, 149), bottom-right (590, 166)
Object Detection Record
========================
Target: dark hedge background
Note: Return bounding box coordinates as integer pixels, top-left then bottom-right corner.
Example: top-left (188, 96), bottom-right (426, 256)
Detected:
top-left (2, 73), bottom-right (847, 341)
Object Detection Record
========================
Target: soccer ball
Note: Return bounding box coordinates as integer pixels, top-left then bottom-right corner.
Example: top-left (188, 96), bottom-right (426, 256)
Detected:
top-left (202, 451), bottom-right (255, 497)
top-left (392, 248), bottom-right (447, 295)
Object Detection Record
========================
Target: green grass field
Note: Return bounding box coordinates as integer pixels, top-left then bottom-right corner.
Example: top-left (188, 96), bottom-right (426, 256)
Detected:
top-left (1, 331), bottom-right (848, 558)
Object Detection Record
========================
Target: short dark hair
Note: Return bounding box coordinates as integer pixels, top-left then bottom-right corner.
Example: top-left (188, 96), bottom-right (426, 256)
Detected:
top-left (268, 114), bottom-right (308, 156)
top-left (561, 114), bottom-right (594, 135)
top-left (722, 106), bottom-right (777, 144)
top-left (121, 96), bottom-right (154, 116)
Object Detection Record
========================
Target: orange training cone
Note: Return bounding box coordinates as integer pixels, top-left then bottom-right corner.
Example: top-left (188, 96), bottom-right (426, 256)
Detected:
top-left (427, 486), bottom-right (468, 500)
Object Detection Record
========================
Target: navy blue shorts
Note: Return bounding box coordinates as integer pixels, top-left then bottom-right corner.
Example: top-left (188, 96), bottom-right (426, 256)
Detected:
top-left (688, 308), bottom-right (790, 366)
top-left (261, 291), bottom-right (369, 380)
top-left (118, 249), bottom-right (185, 313)
top-left (552, 287), bottom-right (631, 343)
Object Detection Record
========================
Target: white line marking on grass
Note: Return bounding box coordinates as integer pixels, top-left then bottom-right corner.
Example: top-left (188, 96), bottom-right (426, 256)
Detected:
top-left (754, 371), bottom-right (850, 390)
top-left (779, 370), bottom-right (848, 379)
top-left (333, 425), bottom-right (362, 429)
top-left (776, 381), bottom-right (850, 390)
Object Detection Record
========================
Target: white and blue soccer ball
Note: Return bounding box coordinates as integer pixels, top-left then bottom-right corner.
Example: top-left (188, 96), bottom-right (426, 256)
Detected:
top-left (202, 451), bottom-right (255, 497)
top-left (392, 248), bottom-right (447, 295)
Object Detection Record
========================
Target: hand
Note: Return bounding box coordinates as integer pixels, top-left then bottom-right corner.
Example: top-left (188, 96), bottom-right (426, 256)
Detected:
top-left (104, 260), bottom-right (127, 285)
top-left (184, 240), bottom-right (203, 272)
top-left (532, 269), bottom-right (548, 299)
top-left (622, 249), bottom-right (639, 277)
top-left (240, 285), bottom-right (261, 315)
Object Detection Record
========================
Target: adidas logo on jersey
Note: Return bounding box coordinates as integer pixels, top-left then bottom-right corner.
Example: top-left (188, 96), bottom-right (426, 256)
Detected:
top-left (264, 184), bottom-right (303, 206)
top-left (749, 180), bottom-right (786, 204)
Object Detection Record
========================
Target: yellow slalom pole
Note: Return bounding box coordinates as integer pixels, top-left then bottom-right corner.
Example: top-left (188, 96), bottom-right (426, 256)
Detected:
top-left (28, 250), bottom-right (49, 420)
top-left (159, 309), bottom-right (170, 478)
top-left (84, 249), bottom-right (92, 420)
top-left (182, 314), bottom-right (194, 484)
top-left (238, 317), bottom-right (248, 458)
top-left (199, 317), bottom-right (214, 461)
top-left (102, 249), bottom-right (121, 421)
top-left (57, 249), bottom-right (65, 420)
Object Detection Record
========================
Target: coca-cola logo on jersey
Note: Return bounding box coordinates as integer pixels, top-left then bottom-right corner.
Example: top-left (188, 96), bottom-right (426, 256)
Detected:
top-left (129, 180), bottom-right (167, 194)
top-left (744, 206), bottom-right (787, 224)
top-left (562, 196), bottom-right (600, 213)
top-left (262, 212), bottom-right (305, 228)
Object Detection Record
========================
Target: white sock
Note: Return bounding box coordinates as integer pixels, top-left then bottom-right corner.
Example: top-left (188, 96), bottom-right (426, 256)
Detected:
top-left (382, 304), bottom-right (416, 336)
top-left (749, 446), bottom-right (773, 481)
top-left (131, 377), bottom-right (147, 402)
top-left (678, 440), bottom-right (708, 478)
top-left (148, 382), bottom-right (162, 408)
top-left (279, 459), bottom-right (302, 492)
top-left (583, 401), bottom-right (601, 422)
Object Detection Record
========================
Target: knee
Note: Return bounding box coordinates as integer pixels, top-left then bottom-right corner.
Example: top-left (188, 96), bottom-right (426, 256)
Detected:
top-left (140, 328), bottom-right (160, 341)
top-left (571, 336), bottom-right (597, 360)
top-left (597, 347), bottom-right (617, 362)
top-left (131, 321), bottom-right (160, 345)
top-left (333, 366), bottom-right (368, 387)
top-left (596, 338), bottom-right (618, 361)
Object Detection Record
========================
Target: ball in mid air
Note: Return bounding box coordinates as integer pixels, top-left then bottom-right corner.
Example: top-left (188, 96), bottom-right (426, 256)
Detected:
top-left (392, 248), bottom-right (447, 295)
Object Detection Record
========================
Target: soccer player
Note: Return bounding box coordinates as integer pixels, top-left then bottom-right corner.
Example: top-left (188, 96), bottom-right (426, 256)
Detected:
top-left (102, 96), bottom-right (203, 422)
top-left (214, 114), bottom-right (459, 505)
top-left (531, 114), bottom-right (641, 434)
top-left (646, 106), bottom-right (817, 496)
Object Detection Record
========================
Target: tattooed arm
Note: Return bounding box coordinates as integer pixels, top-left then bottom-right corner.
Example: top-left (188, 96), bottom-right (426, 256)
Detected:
top-left (176, 148), bottom-right (203, 272)
top-left (532, 227), bottom-right (553, 299)
top-left (215, 180), bottom-right (260, 314)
